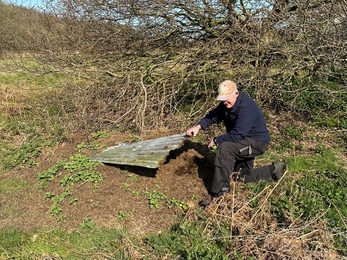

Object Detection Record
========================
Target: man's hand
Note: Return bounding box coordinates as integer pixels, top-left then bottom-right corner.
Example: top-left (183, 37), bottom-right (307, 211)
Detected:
top-left (186, 125), bottom-right (201, 136)
top-left (208, 138), bottom-right (216, 150)
top-left (208, 137), bottom-right (219, 152)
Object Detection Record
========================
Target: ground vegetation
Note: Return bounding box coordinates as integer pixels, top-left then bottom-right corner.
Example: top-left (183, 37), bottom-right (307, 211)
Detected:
top-left (0, 0), bottom-right (346, 258)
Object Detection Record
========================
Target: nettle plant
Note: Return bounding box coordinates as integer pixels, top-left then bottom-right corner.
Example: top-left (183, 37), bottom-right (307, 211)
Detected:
top-left (38, 154), bottom-right (103, 219)
top-left (140, 185), bottom-right (189, 210)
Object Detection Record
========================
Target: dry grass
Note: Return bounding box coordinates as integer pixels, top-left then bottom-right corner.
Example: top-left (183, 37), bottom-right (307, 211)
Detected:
top-left (195, 179), bottom-right (340, 259)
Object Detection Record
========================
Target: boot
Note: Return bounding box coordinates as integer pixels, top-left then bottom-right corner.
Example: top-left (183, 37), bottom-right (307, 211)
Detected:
top-left (272, 161), bottom-right (287, 181)
top-left (198, 188), bottom-right (229, 208)
top-left (199, 198), bottom-right (213, 208)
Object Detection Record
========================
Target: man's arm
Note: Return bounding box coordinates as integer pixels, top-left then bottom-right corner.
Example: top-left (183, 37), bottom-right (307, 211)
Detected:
top-left (216, 105), bottom-right (256, 144)
top-left (186, 104), bottom-right (222, 136)
top-left (197, 103), bottom-right (223, 130)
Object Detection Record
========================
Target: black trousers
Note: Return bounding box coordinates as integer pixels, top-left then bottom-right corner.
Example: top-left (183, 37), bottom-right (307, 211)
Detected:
top-left (211, 137), bottom-right (272, 196)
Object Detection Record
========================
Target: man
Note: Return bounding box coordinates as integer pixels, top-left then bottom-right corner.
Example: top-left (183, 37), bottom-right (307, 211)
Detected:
top-left (186, 80), bottom-right (286, 207)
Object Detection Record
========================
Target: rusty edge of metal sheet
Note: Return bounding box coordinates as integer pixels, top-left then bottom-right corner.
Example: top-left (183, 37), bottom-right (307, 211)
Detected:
top-left (89, 133), bottom-right (187, 169)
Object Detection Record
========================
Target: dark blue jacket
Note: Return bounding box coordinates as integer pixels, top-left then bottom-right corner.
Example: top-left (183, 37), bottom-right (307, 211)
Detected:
top-left (198, 90), bottom-right (270, 145)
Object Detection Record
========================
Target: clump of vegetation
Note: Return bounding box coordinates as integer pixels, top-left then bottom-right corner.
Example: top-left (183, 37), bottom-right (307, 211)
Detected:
top-left (144, 221), bottom-right (231, 259)
top-left (38, 154), bottom-right (103, 219)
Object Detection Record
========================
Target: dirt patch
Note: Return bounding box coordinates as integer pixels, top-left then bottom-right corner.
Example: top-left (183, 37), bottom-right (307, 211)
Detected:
top-left (0, 130), bottom-right (216, 236)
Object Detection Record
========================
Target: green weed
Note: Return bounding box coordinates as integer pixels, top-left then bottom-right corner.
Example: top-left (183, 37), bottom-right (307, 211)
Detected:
top-left (122, 183), bottom-right (130, 190)
top-left (38, 161), bottom-right (65, 190)
top-left (132, 190), bottom-right (140, 196)
top-left (142, 189), bottom-right (168, 209)
top-left (76, 141), bottom-right (99, 152)
top-left (92, 201), bottom-right (100, 207)
top-left (166, 197), bottom-right (189, 211)
top-left (38, 154), bottom-right (103, 218)
top-left (44, 192), bottom-right (54, 200)
top-left (76, 143), bottom-right (85, 152)
top-left (70, 198), bottom-right (78, 205)
top-left (117, 210), bottom-right (130, 221)
top-left (191, 194), bottom-right (199, 201)
top-left (92, 130), bottom-right (108, 139)
top-left (128, 174), bottom-right (138, 181)
top-left (210, 144), bottom-right (218, 153)
top-left (280, 126), bottom-right (306, 141)
top-left (49, 204), bottom-right (63, 217)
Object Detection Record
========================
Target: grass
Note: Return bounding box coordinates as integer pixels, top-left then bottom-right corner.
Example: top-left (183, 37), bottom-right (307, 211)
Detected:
top-left (0, 58), bottom-right (73, 170)
top-left (0, 57), bottom-right (65, 87)
top-left (144, 221), bottom-right (231, 260)
top-left (0, 179), bottom-right (26, 194)
top-left (0, 179), bottom-right (27, 220)
top-left (0, 226), bottom-right (134, 259)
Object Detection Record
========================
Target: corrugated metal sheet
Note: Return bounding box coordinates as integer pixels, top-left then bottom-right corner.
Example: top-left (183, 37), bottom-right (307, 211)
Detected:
top-left (89, 133), bottom-right (187, 168)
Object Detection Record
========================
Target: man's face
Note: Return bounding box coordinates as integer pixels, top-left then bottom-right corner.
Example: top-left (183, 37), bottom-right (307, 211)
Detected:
top-left (222, 91), bottom-right (239, 109)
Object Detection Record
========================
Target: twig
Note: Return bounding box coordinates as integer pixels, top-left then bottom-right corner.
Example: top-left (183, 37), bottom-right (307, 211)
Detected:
top-left (105, 70), bottom-right (116, 77)
top-left (140, 74), bottom-right (148, 136)
top-left (231, 180), bottom-right (236, 240)
top-left (249, 170), bottom-right (288, 223)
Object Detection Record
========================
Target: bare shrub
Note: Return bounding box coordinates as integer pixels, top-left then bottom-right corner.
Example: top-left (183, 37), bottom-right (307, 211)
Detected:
top-left (2, 0), bottom-right (347, 132)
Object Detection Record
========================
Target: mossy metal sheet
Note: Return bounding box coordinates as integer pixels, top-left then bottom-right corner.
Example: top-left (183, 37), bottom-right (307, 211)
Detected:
top-left (89, 134), bottom-right (187, 168)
